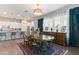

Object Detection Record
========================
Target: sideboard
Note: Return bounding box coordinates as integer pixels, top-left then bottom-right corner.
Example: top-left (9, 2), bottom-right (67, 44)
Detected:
top-left (43, 32), bottom-right (66, 46)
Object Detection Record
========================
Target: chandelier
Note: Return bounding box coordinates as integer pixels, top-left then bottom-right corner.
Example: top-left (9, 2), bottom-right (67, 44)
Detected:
top-left (33, 4), bottom-right (43, 16)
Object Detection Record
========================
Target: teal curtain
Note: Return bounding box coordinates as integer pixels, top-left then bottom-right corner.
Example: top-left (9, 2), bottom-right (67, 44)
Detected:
top-left (38, 18), bottom-right (43, 32)
top-left (69, 7), bottom-right (79, 47)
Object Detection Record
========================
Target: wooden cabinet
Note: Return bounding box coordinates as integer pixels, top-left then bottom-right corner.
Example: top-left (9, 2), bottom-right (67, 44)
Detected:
top-left (43, 32), bottom-right (66, 46)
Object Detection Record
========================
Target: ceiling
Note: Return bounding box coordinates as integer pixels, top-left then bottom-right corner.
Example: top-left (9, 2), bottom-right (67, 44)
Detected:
top-left (0, 4), bottom-right (67, 21)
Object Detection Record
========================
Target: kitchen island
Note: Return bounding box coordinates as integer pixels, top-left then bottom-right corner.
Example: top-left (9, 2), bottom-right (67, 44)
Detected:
top-left (0, 31), bottom-right (24, 41)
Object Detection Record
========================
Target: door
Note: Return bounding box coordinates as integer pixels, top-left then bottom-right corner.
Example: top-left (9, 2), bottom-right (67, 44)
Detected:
top-left (38, 18), bottom-right (43, 32)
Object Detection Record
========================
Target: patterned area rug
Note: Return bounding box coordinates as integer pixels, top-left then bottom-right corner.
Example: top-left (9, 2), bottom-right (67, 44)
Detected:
top-left (18, 42), bottom-right (66, 55)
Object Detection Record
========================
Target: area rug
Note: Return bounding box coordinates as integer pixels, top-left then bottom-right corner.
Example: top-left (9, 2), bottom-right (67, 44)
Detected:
top-left (18, 42), bottom-right (66, 55)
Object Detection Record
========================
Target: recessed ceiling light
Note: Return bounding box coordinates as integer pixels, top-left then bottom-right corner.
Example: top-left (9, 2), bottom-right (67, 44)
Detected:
top-left (17, 14), bottom-right (20, 16)
top-left (27, 17), bottom-right (32, 19)
top-left (3, 11), bottom-right (7, 15)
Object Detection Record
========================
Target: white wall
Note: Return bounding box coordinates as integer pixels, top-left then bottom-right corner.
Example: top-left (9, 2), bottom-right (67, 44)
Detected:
top-left (43, 4), bottom-right (79, 45)
top-left (43, 8), bottom-right (68, 32)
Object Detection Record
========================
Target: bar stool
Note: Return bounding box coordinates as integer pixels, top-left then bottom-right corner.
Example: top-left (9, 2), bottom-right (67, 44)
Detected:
top-left (6, 32), bottom-right (11, 40)
top-left (20, 32), bottom-right (24, 39)
top-left (16, 32), bottom-right (20, 39)
top-left (11, 32), bottom-right (16, 40)
top-left (0, 32), bottom-right (6, 40)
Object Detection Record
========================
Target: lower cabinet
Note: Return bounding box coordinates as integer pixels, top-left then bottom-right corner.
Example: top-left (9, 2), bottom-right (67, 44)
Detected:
top-left (43, 32), bottom-right (66, 46)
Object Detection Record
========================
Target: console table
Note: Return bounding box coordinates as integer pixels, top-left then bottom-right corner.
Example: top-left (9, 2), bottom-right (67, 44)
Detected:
top-left (43, 32), bottom-right (66, 46)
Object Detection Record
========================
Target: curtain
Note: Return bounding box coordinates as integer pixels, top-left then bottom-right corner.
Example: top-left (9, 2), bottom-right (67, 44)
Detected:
top-left (38, 18), bottom-right (43, 32)
top-left (69, 7), bottom-right (79, 47)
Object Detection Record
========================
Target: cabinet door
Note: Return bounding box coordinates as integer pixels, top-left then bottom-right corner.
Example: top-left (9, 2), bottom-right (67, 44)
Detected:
top-left (56, 33), bottom-right (65, 45)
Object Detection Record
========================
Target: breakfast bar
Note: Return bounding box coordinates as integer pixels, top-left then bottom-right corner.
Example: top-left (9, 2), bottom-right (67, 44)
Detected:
top-left (0, 31), bottom-right (24, 41)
